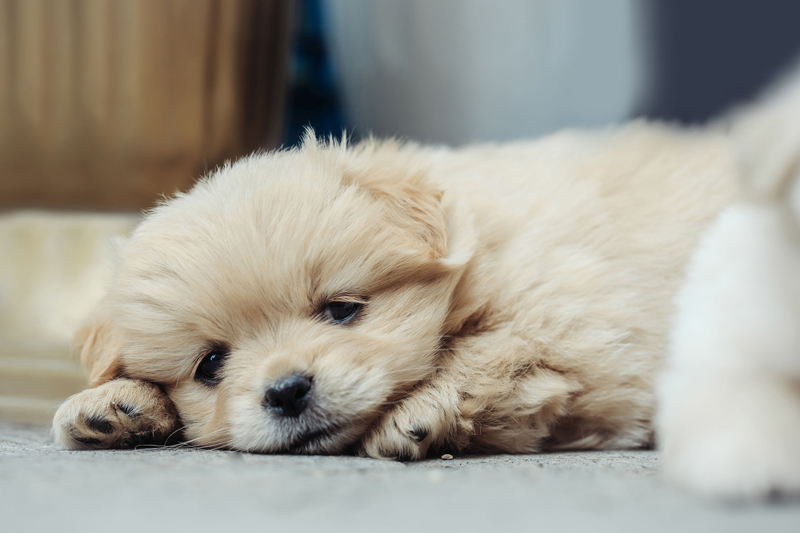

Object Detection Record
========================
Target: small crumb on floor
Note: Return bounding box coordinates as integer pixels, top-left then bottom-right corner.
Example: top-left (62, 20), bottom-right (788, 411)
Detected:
top-left (441, 454), bottom-right (453, 460)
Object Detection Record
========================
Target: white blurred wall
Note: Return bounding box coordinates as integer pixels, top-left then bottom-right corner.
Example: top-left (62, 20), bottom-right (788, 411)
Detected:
top-left (323, 0), bottom-right (646, 145)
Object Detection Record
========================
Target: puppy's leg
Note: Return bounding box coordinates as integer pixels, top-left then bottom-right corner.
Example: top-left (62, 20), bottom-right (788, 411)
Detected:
top-left (360, 332), bottom-right (583, 460)
top-left (53, 379), bottom-right (180, 449)
top-left (359, 371), bottom-right (465, 461)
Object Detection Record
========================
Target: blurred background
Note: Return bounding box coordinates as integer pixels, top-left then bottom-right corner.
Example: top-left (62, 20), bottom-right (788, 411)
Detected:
top-left (2, 0), bottom-right (800, 425)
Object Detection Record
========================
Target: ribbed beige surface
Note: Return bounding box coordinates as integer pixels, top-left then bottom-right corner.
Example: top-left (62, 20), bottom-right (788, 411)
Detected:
top-left (0, 0), bottom-right (292, 423)
top-left (0, 0), bottom-right (292, 211)
top-left (0, 211), bottom-right (138, 424)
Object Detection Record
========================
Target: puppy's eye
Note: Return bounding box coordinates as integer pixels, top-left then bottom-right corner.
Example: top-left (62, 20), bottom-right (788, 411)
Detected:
top-left (323, 301), bottom-right (362, 324)
top-left (195, 346), bottom-right (229, 384)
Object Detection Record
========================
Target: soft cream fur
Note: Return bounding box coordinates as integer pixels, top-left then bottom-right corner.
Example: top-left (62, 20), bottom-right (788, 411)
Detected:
top-left (658, 65), bottom-right (800, 499)
top-left (53, 120), bottom-right (738, 459)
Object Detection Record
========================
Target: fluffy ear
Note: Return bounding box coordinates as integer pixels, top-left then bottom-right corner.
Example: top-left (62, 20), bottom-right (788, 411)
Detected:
top-left (348, 169), bottom-right (479, 276)
top-left (373, 174), bottom-right (449, 259)
top-left (75, 311), bottom-right (124, 387)
top-left (339, 141), bottom-right (448, 258)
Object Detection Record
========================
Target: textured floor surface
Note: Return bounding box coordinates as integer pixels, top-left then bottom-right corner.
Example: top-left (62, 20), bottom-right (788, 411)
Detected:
top-left (2, 422), bottom-right (799, 533)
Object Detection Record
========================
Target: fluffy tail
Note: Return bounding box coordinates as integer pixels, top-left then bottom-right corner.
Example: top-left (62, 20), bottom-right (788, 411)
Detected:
top-left (656, 58), bottom-right (800, 499)
top-left (724, 59), bottom-right (800, 203)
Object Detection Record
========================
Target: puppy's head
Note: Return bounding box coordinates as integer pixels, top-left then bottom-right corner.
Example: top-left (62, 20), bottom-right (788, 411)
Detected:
top-left (80, 137), bottom-right (474, 453)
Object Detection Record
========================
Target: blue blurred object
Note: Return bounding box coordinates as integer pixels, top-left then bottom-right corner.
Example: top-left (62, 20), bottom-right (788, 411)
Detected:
top-left (283, 0), bottom-right (345, 147)
top-left (284, 0), bottom-right (800, 147)
top-left (642, 0), bottom-right (800, 123)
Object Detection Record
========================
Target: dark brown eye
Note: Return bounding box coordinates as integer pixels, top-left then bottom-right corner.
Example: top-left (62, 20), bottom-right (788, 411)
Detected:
top-left (195, 346), bottom-right (229, 384)
top-left (324, 301), bottom-right (362, 324)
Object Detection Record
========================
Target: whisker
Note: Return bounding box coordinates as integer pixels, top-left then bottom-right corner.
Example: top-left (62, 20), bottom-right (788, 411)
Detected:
top-left (133, 427), bottom-right (229, 452)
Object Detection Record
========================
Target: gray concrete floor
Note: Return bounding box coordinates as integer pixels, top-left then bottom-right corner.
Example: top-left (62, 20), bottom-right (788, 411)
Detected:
top-left (2, 422), bottom-right (798, 533)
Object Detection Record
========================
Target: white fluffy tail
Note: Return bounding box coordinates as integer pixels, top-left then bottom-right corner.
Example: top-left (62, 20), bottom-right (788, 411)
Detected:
top-left (726, 59), bottom-right (800, 203)
top-left (657, 58), bottom-right (800, 499)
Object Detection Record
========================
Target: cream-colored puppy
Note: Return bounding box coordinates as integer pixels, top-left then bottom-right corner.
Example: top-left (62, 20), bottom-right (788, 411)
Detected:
top-left (53, 120), bottom-right (739, 459)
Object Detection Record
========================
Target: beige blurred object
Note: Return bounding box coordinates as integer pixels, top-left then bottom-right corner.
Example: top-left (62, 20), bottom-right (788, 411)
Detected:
top-left (0, 0), bottom-right (293, 211)
top-left (0, 211), bottom-right (139, 424)
top-left (0, 0), bottom-right (292, 425)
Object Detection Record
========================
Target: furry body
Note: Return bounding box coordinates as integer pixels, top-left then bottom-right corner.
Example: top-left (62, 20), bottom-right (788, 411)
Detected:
top-left (53, 122), bottom-right (736, 460)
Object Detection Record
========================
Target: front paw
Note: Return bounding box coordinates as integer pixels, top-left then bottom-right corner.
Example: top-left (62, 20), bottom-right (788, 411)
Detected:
top-left (359, 418), bottom-right (427, 461)
top-left (53, 379), bottom-right (180, 449)
top-left (359, 394), bottom-right (455, 461)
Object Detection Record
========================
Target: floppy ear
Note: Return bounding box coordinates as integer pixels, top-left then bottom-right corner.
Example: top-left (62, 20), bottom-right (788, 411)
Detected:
top-left (346, 167), bottom-right (479, 276)
top-left (373, 175), bottom-right (449, 259)
top-left (338, 141), bottom-right (448, 258)
top-left (75, 311), bottom-right (124, 387)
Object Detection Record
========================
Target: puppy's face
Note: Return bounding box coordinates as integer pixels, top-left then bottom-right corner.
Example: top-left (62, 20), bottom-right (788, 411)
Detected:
top-left (80, 141), bottom-right (470, 453)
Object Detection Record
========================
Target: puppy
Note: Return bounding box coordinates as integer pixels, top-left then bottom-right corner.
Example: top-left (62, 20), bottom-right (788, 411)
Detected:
top-left (658, 65), bottom-right (800, 499)
top-left (52, 121), bottom-right (740, 459)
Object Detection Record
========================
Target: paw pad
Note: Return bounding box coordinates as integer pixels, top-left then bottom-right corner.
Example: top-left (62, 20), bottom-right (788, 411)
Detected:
top-left (71, 436), bottom-right (102, 446)
top-left (85, 416), bottom-right (115, 435)
top-left (410, 427), bottom-right (429, 443)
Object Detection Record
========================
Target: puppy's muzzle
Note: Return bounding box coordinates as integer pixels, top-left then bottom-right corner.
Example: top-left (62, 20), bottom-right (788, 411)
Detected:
top-left (264, 374), bottom-right (312, 417)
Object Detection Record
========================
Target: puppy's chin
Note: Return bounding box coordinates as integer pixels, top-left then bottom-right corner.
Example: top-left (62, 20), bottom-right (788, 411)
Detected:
top-left (224, 399), bottom-right (371, 455)
top-left (274, 419), bottom-right (369, 455)
top-left (227, 418), bottom-right (366, 455)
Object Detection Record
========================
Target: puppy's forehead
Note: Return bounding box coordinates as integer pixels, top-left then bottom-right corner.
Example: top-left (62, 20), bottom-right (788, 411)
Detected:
top-left (114, 152), bottom-right (408, 338)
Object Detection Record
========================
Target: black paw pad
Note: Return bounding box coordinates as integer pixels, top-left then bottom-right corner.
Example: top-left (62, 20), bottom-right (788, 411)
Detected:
top-left (123, 432), bottom-right (151, 448)
top-left (85, 416), bottom-right (115, 435)
top-left (410, 427), bottom-right (429, 443)
top-left (72, 436), bottom-right (102, 445)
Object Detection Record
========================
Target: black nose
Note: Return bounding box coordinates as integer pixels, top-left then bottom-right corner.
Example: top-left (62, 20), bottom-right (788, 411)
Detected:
top-left (264, 374), bottom-right (312, 417)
